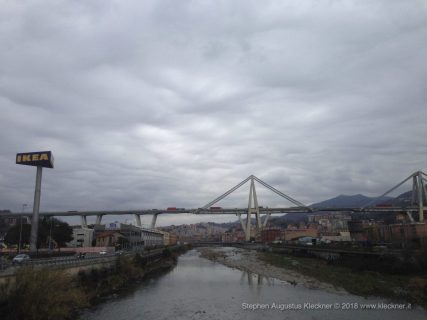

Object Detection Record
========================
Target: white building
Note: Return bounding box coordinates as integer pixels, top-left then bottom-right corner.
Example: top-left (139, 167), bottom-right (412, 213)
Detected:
top-left (67, 227), bottom-right (94, 247)
top-left (141, 228), bottom-right (164, 247)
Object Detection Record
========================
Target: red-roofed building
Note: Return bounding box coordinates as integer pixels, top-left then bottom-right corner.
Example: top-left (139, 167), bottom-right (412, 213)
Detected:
top-left (96, 231), bottom-right (126, 247)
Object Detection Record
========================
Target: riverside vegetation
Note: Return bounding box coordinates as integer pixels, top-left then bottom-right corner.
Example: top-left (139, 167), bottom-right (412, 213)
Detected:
top-left (260, 251), bottom-right (427, 307)
top-left (0, 246), bottom-right (188, 320)
top-left (198, 247), bottom-right (427, 307)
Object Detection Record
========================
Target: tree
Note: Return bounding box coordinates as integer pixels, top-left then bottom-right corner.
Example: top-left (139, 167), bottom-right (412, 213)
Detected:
top-left (5, 218), bottom-right (73, 248)
top-left (40, 218), bottom-right (73, 248)
top-left (51, 220), bottom-right (73, 247)
top-left (4, 223), bottom-right (31, 246)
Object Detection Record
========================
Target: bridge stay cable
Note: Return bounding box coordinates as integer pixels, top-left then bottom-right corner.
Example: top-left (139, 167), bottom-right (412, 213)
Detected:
top-left (361, 171), bottom-right (427, 210)
top-left (200, 175), bottom-right (310, 211)
top-left (361, 173), bottom-right (414, 209)
top-left (200, 176), bottom-right (252, 210)
top-left (252, 176), bottom-right (311, 210)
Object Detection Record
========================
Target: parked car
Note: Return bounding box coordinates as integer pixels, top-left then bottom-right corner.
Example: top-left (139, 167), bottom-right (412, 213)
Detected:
top-left (99, 250), bottom-right (108, 255)
top-left (12, 254), bottom-right (31, 265)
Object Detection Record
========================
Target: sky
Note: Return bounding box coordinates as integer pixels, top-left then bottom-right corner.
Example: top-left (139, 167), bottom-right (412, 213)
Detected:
top-left (0, 0), bottom-right (426, 226)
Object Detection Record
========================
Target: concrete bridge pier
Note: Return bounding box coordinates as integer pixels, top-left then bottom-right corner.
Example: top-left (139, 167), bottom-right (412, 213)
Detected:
top-left (245, 206), bottom-right (252, 241)
top-left (95, 214), bottom-right (103, 225)
top-left (81, 216), bottom-right (88, 228)
top-left (151, 213), bottom-right (159, 229)
top-left (262, 213), bottom-right (271, 227)
top-left (238, 213), bottom-right (246, 233)
top-left (135, 214), bottom-right (142, 227)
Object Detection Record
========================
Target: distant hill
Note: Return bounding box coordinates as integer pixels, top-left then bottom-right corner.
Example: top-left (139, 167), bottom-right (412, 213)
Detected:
top-left (384, 190), bottom-right (427, 207)
top-left (310, 190), bottom-right (419, 209)
top-left (311, 194), bottom-right (393, 209)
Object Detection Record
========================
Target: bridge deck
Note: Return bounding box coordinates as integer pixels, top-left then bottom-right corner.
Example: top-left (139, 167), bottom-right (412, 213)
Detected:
top-left (0, 206), bottom-right (420, 218)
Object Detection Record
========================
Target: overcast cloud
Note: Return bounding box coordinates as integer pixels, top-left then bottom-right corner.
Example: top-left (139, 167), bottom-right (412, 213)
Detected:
top-left (0, 0), bottom-right (426, 226)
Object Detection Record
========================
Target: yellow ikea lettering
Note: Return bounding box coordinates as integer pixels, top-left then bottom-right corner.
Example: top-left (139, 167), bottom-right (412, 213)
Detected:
top-left (17, 155), bottom-right (22, 162)
top-left (39, 153), bottom-right (49, 161)
top-left (22, 154), bottom-right (32, 162)
top-left (32, 154), bottom-right (39, 161)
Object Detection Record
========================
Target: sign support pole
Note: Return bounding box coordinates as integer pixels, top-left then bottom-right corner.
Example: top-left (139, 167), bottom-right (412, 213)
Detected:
top-left (30, 166), bottom-right (43, 252)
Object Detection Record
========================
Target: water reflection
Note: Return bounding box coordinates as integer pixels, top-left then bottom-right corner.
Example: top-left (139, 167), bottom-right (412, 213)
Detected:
top-left (240, 270), bottom-right (278, 293)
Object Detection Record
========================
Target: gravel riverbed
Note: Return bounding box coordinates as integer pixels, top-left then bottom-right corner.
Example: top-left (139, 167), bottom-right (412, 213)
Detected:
top-left (197, 247), bottom-right (347, 294)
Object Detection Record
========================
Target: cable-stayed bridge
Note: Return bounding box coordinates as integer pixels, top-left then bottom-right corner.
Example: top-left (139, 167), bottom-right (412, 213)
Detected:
top-left (1, 171), bottom-right (426, 241)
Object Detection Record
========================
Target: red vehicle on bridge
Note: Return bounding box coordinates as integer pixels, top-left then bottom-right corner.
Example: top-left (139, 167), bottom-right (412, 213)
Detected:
top-left (375, 204), bottom-right (393, 208)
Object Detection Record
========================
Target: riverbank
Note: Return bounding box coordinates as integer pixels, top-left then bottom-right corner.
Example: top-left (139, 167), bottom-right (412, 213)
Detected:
top-left (79, 248), bottom-right (427, 320)
top-left (197, 247), bottom-right (427, 307)
top-left (0, 246), bottom-right (189, 320)
top-left (198, 247), bottom-right (340, 292)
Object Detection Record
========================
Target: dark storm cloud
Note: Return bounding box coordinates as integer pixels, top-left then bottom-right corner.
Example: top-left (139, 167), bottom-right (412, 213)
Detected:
top-left (1, 0), bottom-right (426, 225)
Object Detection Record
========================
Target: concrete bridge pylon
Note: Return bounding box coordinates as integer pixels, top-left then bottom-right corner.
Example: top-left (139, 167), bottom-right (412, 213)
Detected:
top-left (200, 175), bottom-right (311, 241)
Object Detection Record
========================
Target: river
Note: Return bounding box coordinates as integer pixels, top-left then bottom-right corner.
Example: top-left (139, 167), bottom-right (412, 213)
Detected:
top-left (79, 249), bottom-right (427, 320)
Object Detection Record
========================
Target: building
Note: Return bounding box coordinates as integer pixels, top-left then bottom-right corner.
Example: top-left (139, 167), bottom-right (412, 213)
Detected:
top-left (158, 230), bottom-right (178, 246)
top-left (221, 227), bottom-right (246, 243)
top-left (169, 233), bottom-right (178, 245)
top-left (308, 213), bottom-right (351, 233)
top-left (261, 228), bottom-right (281, 243)
top-left (380, 223), bottom-right (427, 248)
top-left (160, 223), bottom-right (228, 243)
top-left (67, 226), bottom-right (94, 247)
top-left (94, 222), bottom-right (166, 248)
top-left (96, 231), bottom-right (126, 247)
top-left (320, 231), bottom-right (351, 242)
top-left (158, 230), bottom-right (170, 246)
top-left (348, 219), bottom-right (427, 248)
top-left (282, 226), bottom-right (318, 241)
top-left (114, 224), bottom-right (144, 249)
top-left (95, 223), bottom-right (145, 250)
top-left (141, 228), bottom-right (164, 247)
top-left (348, 220), bottom-right (366, 241)
top-left (222, 232), bottom-right (243, 243)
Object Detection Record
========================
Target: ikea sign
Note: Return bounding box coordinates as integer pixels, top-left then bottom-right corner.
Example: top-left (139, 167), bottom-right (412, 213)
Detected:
top-left (16, 151), bottom-right (54, 168)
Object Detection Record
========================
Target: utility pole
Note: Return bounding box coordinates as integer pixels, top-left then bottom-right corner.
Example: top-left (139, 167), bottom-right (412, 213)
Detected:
top-left (49, 218), bottom-right (53, 251)
top-left (18, 203), bottom-right (27, 253)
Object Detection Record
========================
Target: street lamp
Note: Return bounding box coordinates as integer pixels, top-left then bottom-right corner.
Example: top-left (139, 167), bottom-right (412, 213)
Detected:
top-left (49, 218), bottom-right (54, 251)
top-left (18, 204), bottom-right (28, 253)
